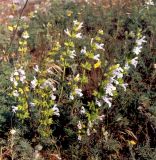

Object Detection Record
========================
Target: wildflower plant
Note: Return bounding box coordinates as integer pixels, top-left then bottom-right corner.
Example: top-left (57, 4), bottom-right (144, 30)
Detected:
top-left (9, 18), bottom-right (147, 141)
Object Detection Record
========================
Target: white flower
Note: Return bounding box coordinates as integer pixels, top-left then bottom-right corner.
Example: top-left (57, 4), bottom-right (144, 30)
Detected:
top-left (93, 54), bottom-right (100, 61)
top-left (13, 80), bottom-right (18, 87)
top-left (110, 77), bottom-right (119, 85)
top-left (19, 73), bottom-right (26, 81)
top-left (14, 71), bottom-right (19, 76)
top-left (52, 105), bottom-right (60, 116)
top-left (18, 67), bottom-right (25, 75)
top-left (80, 46), bottom-right (86, 54)
top-left (13, 90), bottom-right (19, 97)
top-left (35, 144), bottom-right (43, 151)
top-left (12, 106), bottom-right (18, 113)
top-left (22, 31), bottom-right (29, 39)
top-left (8, 15), bottom-right (14, 19)
top-left (80, 106), bottom-right (86, 114)
top-left (21, 16), bottom-right (28, 21)
top-left (130, 57), bottom-right (138, 68)
top-left (51, 94), bottom-right (56, 100)
top-left (75, 88), bottom-right (83, 97)
top-left (33, 65), bottom-right (39, 72)
top-left (78, 135), bottom-right (82, 141)
top-left (52, 87), bottom-right (56, 92)
top-left (75, 33), bottom-right (82, 39)
top-left (96, 99), bottom-right (102, 107)
top-left (121, 83), bottom-right (128, 91)
top-left (77, 121), bottom-right (82, 130)
top-left (133, 46), bottom-right (142, 55)
top-left (136, 36), bottom-right (146, 46)
top-left (124, 63), bottom-right (130, 70)
top-left (69, 94), bottom-right (74, 100)
top-left (105, 83), bottom-right (116, 96)
top-left (95, 43), bottom-right (104, 50)
top-left (133, 36), bottom-right (146, 55)
top-left (47, 68), bottom-right (53, 74)
top-left (73, 20), bottom-right (79, 25)
top-left (64, 28), bottom-right (71, 36)
top-left (31, 76), bottom-right (37, 89)
top-left (10, 74), bottom-right (14, 82)
top-left (19, 75), bottom-right (26, 83)
top-left (40, 79), bottom-right (54, 89)
top-left (69, 50), bottom-right (76, 59)
top-left (87, 128), bottom-right (91, 136)
top-left (103, 96), bottom-right (112, 108)
top-left (30, 102), bottom-right (35, 107)
top-left (113, 67), bottom-right (123, 79)
top-left (10, 75), bottom-right (18, 86)
top-left (17, 67), bottom-right (26, 83)
top-left (98, 115), bottom-right (105, 121)
top-left (73, 20), bottom-right (83, 30)
top-left (10, 129), bottom-right (16, 135)
top-left (77, 22), bottom-right (83, 30)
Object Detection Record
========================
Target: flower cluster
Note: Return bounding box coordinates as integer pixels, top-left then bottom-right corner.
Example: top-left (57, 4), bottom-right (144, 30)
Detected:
top-left (18, 31), bottom-right (29, 55)
top-left (31, 76), bottom-right (38, 89)
top-left (64, 20), bottom-right (83, 39)
top-left (130, 35), bottom-right (147, 68)
top-left (10, 62), bottom-right (59, 136)
top-left (70, 88), bottom-right (83, 100)
top-left (10, 66), bottom-right (30, 119)
top-left (102, 35), bottom-right (146, 108)
top-left (10, 66), bottom-right (26, 86)
top-left (102, 65), bottom-right (128, 108)
top-left (133, 36), bottom-right (146, 55)
top-left (77, 120), bottom-right (83, 140)
top-left (30, 65), bottom-right (39, 89)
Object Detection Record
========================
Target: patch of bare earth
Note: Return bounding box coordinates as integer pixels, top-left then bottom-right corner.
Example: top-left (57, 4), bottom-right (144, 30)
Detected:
top-left (0, 0), bottom-right (50, 25)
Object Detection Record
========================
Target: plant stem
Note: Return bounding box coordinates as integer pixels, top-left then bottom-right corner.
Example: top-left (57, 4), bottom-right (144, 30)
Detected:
top-left (58, 62), bottom-right (66, 103)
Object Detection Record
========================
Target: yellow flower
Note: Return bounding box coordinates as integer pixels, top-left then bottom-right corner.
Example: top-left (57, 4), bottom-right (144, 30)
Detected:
top-left (28, 12), bottom-right (35, 18)
top-left (129, 140), bottom-right (137, 145)
top-left (18, 88), bottom-right (24, 94)
top-left (19, 40), bottom-right (27, 45)
top-left (98, 29), bottom-right (104, 35)
top-left (8, 25), bottom-right (17, 31)
top-left (8, 26), bottom-right (13, 32)
top-left (66, 10), bottom-right (73, 17)
top-left (18, 47), bottom-right (27, 53)
top-left (74, 74), bottom-right (80, 82)
top-left (94, 60), bottom-right (101, 68)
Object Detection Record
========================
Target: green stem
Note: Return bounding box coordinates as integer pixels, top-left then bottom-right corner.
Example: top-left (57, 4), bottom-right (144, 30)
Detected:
top-left (58, 61), bottom-right (66, 103)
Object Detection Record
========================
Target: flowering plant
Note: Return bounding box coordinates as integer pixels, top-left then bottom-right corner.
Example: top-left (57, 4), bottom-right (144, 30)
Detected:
top-left (9, 19), bottom-right (146, 140)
